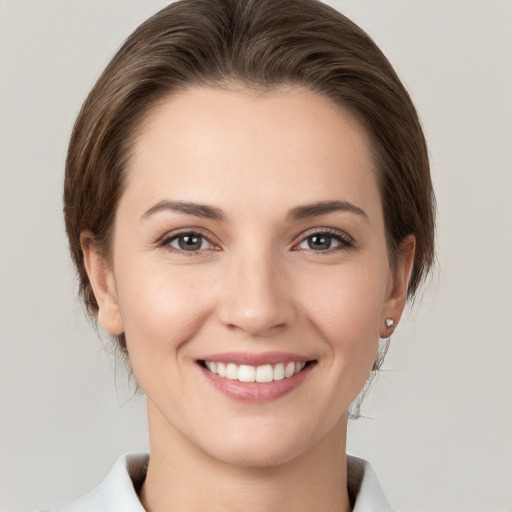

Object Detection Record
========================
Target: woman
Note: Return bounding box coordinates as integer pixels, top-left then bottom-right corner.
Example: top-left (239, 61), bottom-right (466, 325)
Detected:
top-left (52, 0), bottom-right (435, 510)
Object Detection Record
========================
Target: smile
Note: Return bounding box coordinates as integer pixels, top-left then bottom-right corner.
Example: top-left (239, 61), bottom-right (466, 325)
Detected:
top-left (203, 361), bottom-right (307, 383)
top-left (198, 352), bottom-right (316, 402)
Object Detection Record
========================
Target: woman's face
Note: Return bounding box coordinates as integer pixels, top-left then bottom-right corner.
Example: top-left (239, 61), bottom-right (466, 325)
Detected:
top-left (86, 86), bottom-right (412, 467)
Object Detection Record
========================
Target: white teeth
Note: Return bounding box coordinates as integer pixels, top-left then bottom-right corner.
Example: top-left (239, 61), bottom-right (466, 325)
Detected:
top-left (273, 363), bottom-right (285, 381)
top-left (226, 363), bottom-right (238, 380)
top-left (284, 362), bottom-right (295, 378)
top-left (238, 365), bottom-right (256, 382)
top-left (217, 362), bottom-right (227, 378)
top-left (256, 364), bottom-right (273, 383)
top-left (206, 361), bottom-right (218, 374)
top-left (204, 360), bottom-right (308, 382)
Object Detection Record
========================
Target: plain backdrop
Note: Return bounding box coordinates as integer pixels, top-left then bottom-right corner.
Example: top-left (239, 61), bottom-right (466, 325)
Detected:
top-left (1, 1), bottom-right (511, 511)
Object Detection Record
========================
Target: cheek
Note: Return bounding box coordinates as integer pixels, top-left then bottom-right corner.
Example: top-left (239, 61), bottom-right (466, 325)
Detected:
top-left (302, 257), bottom-right (387, 323)
top-left (297, 260), bottom-right (388, 369)
top-left (114, 260), bottom-right (216, 364)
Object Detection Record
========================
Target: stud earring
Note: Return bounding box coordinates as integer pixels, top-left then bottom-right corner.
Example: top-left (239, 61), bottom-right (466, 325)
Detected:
top-left (385, 318), bottom-right (395, 329)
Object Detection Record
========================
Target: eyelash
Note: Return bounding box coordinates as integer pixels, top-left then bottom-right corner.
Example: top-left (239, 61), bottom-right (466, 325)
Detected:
top-left (158, 227), bottom-right (354, 255)
top-left (292, 228), bottom-right (354, 253)
top-left (159, 229), bottom-right (218, 255)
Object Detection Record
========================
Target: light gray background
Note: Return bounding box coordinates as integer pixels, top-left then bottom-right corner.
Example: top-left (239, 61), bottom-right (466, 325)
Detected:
top-left (1, 1), bottom-right (511, 511)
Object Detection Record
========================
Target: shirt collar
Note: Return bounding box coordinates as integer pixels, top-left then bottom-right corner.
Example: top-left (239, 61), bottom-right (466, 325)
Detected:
top-left (51, 452), bottom-right (394, 512)
top-left (347, 454), bottom-right (395, 512)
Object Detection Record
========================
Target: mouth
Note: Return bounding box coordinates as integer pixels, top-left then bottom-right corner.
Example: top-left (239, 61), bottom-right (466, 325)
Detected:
top-left (197, 352), bottom-right (317, 402)
top-left (200, 360), bottom-right (312, 383)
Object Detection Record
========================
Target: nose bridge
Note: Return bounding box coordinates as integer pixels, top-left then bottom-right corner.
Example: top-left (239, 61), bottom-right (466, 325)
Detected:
top-left (217, 241), bottom-right (294, 335)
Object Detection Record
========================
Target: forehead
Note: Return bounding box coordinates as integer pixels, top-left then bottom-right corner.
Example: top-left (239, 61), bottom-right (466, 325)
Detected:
top-left (123, 85), bottom-right (381, 221)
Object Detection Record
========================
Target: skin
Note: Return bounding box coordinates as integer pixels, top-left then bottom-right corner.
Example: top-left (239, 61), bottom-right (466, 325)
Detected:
top-left (83, 85), bottom-right (415, 512)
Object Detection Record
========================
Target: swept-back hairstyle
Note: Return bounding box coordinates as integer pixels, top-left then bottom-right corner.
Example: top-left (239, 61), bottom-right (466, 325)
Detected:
top-left (64, 0), bottom-right (435, 402)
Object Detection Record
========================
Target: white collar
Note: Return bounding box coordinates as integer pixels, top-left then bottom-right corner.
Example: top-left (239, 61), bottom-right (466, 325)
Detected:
top-left (346, 454), bottom-right (395, 511)
top-left (49, 453), bottom-right (394, 511)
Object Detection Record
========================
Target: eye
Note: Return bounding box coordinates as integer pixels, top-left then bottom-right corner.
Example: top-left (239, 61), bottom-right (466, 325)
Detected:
top-left (166, 232), bottom-right (213, 252)
top-left (296, 230), bottom-right (352, 252)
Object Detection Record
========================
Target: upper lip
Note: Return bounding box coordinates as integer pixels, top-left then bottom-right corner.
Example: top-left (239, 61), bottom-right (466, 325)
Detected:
top-left (199, 351), bottom-right (313, 366)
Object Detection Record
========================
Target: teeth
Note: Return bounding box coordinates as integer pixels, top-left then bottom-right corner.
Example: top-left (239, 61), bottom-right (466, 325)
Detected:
top-left (205, 361), bottom-right (218, 374)
top-left (238, 365), bottom-right (256, 382)
top-left (284, 362), bottom-right (295, 378)
top-left (204, 360), bottom-right (308, 382)
top-left (226, 363), bottom-right (238, 380)
top-left (273, 363), bottom-right (285, 381)
top-left (217, 362), bottom-right (227, 378)
top-left (256, 364), bottom-right (273, 383)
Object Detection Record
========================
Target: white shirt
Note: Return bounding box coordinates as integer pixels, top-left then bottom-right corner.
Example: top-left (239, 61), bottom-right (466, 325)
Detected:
top-left (45, 453), bottom-right (394, 512)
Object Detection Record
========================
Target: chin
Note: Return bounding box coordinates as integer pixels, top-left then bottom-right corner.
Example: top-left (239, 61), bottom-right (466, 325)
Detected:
top-left (207, 437), bottom-right (310, 469)
top-left (196, 415), bottom-right (340, 469)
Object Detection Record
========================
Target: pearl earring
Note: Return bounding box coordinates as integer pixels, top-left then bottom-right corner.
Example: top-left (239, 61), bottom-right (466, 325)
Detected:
top-left (385, 318), bottom-right (394, 329)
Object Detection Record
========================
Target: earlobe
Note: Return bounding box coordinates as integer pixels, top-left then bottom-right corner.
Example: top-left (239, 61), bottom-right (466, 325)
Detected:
top-left (81, 232), bottom-right (124, 335)
top-left (380, 235), bottom-right (416, 338)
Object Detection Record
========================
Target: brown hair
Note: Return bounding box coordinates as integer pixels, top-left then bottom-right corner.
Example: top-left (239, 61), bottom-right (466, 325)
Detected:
top-left (64, 0), bottom-right (435, 358)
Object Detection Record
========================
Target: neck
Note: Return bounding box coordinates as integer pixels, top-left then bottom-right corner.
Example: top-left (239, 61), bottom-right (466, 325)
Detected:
top-left (139, 402), bottom-right (351, 512)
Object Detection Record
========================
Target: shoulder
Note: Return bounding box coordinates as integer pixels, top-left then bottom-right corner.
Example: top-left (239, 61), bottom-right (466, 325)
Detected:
top-left (347, 455), bottom-right (395, 512)
top-left (42, 453), bottom-right (148, 512)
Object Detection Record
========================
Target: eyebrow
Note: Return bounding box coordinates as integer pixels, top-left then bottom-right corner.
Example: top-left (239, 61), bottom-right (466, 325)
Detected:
top-left (141, 199), bottom-right (368, 223)
top-left (141, 200), bottom-right (226, 221)
top-left (287, 200), bottom-right (368, 222)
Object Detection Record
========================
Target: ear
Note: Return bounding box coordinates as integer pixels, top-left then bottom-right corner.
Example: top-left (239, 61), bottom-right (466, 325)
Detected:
top-left (380, 235), bottom-right (416, 338)
top-left (81, 232), bottom-right (124, 335)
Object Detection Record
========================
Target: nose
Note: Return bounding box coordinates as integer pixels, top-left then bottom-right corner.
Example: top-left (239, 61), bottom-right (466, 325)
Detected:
top-left (216, 249), bottom-right (297, 336)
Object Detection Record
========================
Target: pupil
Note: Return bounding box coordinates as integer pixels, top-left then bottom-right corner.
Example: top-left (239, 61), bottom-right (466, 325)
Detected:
top-left (179, 235), bottom-right (201, 250)
top-left (309, 235), bottom-right (331, 250)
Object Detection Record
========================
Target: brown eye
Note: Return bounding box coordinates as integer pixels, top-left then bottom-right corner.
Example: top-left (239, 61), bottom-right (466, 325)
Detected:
top-left (306, 234), bottom-right (336, 251)
top-left (296, 230), bottom-right (352, 252)
top-left (168, 233), bottom-right (211, 252)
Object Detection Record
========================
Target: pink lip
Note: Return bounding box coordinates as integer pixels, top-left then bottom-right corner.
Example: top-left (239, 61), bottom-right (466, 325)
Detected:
top-left (199, 351), bottom-right (311, 366)
top-left (197, 353), bottom-right (316, 403)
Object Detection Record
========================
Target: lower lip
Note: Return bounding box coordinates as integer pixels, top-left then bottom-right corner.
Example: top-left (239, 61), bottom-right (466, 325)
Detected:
top-left (200, 363), bottom-right (314, 403)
